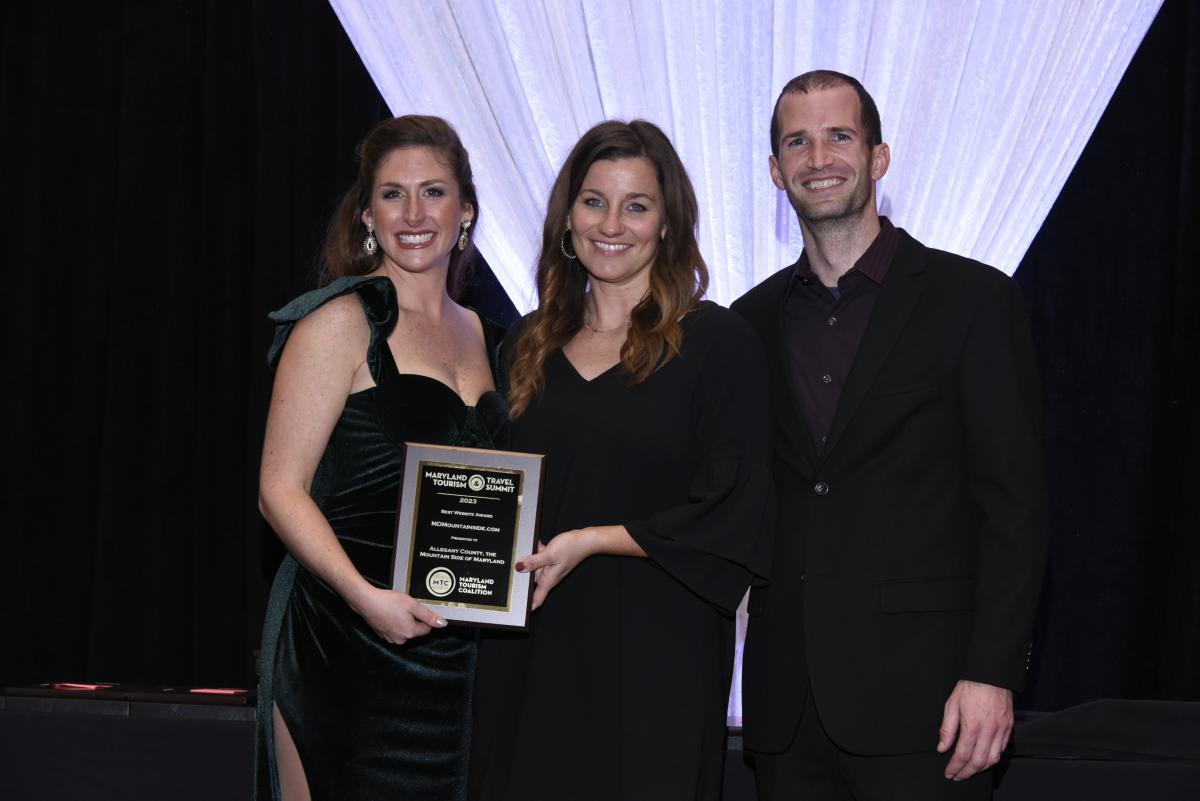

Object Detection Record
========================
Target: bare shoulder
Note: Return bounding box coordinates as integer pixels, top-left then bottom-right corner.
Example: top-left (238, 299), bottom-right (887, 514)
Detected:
top-left (288, 293), bottom-right (370, 350)
top-left (274, 293), bottom-right (372, 383)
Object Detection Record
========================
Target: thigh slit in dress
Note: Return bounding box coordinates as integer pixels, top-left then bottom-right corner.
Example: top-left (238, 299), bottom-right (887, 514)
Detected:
top-left (255, 276), bottom-right (509, 801)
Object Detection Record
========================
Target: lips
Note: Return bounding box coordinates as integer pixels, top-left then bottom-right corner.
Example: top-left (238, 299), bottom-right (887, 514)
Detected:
top-left (802, 177), bottom-right (846, 190)
top-left (396, 231), bottom-right (435, 246)
top-left (591, 241), bottom-right (631, 253)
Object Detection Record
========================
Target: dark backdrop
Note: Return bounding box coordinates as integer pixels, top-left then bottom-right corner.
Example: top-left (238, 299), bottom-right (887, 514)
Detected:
top-left (1016, 0), bottom-right (1199, 707)
top-left (1, 0), bottom-right (1196, 707)
top-left (0, 0), bottom-right (515, 689)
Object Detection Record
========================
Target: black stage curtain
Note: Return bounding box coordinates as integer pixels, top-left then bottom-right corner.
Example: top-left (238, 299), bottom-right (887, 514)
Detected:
top-left (0, 0), bottom-right (513, 688)
top-left (1015, 0), bottom-right (1200, 708)
top-left (1, 0), bottom-right (1195, 709)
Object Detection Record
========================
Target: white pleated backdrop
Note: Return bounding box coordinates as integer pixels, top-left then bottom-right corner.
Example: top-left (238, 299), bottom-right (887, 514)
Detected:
top-left (330, 0), bottom-right (1161, 723)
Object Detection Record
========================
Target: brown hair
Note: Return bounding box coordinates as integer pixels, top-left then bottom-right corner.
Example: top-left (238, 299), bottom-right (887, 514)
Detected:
top-left (321, 115), bottom-right (479, 298)
top-left (507, 119), bottom-right (708, 418)
top-left (770, 70), bottom-right (882, 157)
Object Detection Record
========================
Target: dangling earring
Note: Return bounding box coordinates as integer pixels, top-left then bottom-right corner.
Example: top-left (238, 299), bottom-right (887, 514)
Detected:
top-left (457, 219), bottom-right (471, 252)
top-left (363, 222), bottom-right (378, 256)
top-left (560, 226), bottom-right (577, 260)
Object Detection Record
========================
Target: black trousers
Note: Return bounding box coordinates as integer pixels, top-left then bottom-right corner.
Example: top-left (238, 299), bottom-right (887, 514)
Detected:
top-left (752, 689), bottom-right (993, 801)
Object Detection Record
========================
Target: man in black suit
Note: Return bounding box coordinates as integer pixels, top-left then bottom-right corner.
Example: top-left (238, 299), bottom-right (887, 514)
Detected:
top-left (731, 70), bottom-right (1049, 800)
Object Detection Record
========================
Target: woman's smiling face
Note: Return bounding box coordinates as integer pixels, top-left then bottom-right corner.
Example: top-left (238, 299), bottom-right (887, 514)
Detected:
top-left (568, 156), bottom-right (666, 292)
top-left (362, 146), bottom-right (473, 278)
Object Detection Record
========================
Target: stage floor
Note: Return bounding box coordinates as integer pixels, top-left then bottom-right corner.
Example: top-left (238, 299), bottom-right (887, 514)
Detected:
top-left (3, 693), bottom-right (1198, 800)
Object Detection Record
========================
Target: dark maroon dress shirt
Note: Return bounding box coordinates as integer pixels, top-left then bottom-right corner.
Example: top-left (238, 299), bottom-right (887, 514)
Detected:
top-left (783, 217), bottom-right (900, 449)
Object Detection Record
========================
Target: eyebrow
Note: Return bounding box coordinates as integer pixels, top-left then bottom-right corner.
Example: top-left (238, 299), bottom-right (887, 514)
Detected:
top-left (579, 187), bottom-right (657, 201)
top-left (378, 179), bottom-right (449, 189)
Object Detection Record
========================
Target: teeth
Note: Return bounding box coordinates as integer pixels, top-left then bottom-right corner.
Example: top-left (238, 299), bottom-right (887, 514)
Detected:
top-left (804, 178), bottom-right (844, 190)
top-left (399, 232), bottom-right (434, 244)
top-left (594, 242), bottom-right (630, 252)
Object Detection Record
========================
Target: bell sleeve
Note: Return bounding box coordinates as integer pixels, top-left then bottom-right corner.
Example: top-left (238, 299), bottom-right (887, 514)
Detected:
top-left (624, 310), bottom-right (776, 615)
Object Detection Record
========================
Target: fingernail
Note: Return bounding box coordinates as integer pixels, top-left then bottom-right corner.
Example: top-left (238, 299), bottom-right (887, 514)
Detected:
top-left (435, 618), bottom-right (447, 627)
top-left (516, 561), bottom-right (526, 572)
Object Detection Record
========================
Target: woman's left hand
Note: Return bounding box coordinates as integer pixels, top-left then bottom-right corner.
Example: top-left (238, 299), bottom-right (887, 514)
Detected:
top-left (516, 529), bottom-right (593, 610)
top-left (516, 524), bottom-right (643, 610)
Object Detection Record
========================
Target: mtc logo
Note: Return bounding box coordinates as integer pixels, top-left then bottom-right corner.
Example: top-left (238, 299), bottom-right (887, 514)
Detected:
top-left (425, 567), bottom-right (456, 597)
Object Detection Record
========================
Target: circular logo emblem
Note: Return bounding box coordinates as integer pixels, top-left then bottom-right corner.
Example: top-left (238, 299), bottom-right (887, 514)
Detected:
top-left (467, 474), bottom-right (486, 492)
top-left (425, 567), bottom-right (456, 598)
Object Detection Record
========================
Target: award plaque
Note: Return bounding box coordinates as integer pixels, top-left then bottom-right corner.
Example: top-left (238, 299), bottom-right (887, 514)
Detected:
top-left (391, 442), bottom-right (543, 630)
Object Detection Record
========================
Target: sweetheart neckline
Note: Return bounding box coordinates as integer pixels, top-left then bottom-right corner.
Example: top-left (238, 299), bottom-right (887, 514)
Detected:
top-left (348, 372), bottom-right (504, 409)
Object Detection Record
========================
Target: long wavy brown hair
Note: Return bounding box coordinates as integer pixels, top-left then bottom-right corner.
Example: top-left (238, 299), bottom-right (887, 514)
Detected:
top-left (321, 115), bottom-right (479, 298)
top-left (507, 119), bottom-right (708, 418)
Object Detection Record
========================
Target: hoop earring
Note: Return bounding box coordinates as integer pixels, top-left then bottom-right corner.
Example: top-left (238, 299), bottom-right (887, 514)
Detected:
top-left (559, 228), bottom-right (577, 260)
top-left (457, 219), bottom-right (471, 252)
top-left (363, 222), bottom-right (378, 256)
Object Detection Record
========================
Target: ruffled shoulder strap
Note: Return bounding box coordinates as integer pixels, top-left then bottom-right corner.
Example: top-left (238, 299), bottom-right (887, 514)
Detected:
top-left (266, 275), bottom-right (398, 381)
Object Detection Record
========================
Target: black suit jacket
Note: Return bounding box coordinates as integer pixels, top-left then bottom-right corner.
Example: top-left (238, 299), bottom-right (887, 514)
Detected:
top-left (731, 229), bottom-right (1049, 755)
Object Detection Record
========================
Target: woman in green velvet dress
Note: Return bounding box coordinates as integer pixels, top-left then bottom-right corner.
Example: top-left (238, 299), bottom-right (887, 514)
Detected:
top-left (255, 115), bottom-right (508, 801)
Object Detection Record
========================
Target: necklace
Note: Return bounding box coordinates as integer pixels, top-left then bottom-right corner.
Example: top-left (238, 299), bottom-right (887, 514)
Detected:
top-left (583, 294), bottom-right (632, 335)
top-left (584, 316), bottom-right (631, 335)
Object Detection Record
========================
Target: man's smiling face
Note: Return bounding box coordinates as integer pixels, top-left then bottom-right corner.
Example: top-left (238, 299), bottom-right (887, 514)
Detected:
top-left (769, 84), bottom-right (889, 227)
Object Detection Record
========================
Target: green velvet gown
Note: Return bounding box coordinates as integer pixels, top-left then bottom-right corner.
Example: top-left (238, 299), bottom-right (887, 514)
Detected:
top-left (255, 276), bottom-right (508, 801)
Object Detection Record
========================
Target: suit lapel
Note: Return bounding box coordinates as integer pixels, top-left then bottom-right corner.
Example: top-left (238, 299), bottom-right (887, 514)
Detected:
top-left (761, 268), bottom-right (820, 471)
top-left (820, 232), bottom-right (928, 463)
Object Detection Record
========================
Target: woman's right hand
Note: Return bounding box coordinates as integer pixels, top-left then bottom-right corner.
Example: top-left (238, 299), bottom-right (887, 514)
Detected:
top-left (350, 585), bottom-right (448, 645)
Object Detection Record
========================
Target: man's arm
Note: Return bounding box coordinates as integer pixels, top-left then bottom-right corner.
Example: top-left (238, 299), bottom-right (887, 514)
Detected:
top-left (939, 272), bottom-right (1049, 779)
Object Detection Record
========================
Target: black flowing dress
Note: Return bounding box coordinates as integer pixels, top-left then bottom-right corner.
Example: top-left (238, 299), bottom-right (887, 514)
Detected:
top-left (472, 301), bottom-right (774, 801)
top-left (255, 276), bottom-right (509, 801)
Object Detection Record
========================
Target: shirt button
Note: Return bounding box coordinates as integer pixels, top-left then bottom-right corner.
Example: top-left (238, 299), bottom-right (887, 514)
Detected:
top-left (800, 276), bottom-right (812, 286)
top-left (827, 316), bottom-right (838, 326)
top-left (814, 481), bottom-right (829, 496)
top-left (822, 373), bottom-right (832, 384)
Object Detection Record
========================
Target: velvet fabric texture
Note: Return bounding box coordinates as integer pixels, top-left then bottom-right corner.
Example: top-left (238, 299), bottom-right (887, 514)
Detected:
top-left (255, 276), bottom-right (509, 801)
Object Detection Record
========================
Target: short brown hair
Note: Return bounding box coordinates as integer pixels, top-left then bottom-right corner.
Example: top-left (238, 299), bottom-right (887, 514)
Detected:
top-left (770, 70), bottom-right (882, 157)
top-left (322, 115), bottom-right (479, 298)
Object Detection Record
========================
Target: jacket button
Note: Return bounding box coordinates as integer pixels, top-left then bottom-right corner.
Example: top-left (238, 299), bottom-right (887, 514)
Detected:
top-left (814, 481), bottom-right (829, 496)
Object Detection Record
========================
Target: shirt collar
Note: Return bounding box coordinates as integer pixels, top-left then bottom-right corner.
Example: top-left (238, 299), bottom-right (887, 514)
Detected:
top-left (789, 216), bottom-right (899, 288)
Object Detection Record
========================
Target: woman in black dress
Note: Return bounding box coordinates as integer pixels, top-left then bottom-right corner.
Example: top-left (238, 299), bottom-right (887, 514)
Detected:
top-left (256, 116), bottom-right (507, 801)
top-left (473, 120), bottom-right (773, 800)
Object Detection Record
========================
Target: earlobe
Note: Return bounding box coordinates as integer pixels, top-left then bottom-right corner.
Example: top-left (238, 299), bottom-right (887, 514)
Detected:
top-left (768, 155), bottom-right (786, 191)
top-left (871, 143), bottom-right (891, 181)
top-left (361, 208), bottom-right (373, 227)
